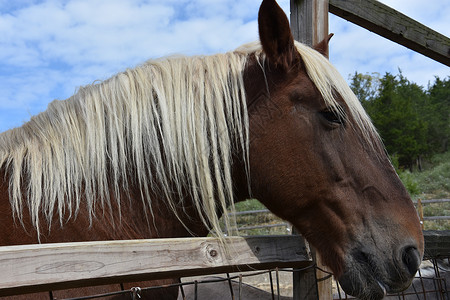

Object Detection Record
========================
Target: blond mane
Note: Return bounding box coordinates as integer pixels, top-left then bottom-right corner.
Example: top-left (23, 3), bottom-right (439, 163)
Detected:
top-left (0, 41), bottom-right (379, 239)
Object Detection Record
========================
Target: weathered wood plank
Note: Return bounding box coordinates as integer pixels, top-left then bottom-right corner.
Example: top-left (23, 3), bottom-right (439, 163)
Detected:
top-left (423, 230), bottom-right (450, 259)
top-left (329, 0), bottom-right (450, 66)
top-left (290, 0), bottom-right (329, 46)
top-left (316, 253), bottom-right (333, 300)
top-left (420, 199), bottom-right (450, 204)
top-left (289, 0), bottom-right (339, 295)
top-left (0, 235), bottom-right (311, 296)
top-left (290, 2), bottom-right (329, 299)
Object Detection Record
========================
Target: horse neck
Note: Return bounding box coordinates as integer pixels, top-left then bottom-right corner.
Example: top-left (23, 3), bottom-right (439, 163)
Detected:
top-left (0, 169), bottom-right (209, 246)
top-left (0, 168), bottom-right (37, 246)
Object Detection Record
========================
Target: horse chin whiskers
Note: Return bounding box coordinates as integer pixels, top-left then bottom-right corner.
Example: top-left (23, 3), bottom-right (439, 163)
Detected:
top-left (338, 250), bottom-right (394, 300)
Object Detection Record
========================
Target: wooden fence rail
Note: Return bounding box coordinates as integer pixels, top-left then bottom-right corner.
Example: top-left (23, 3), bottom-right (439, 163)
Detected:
top-left (1, 231), bottom-right (449, 297)
top-left (422, 230), bottom-right (450, 259)
top-left (419, 199), bottom-right (450, 204)
top-left (328, 0), bottom-right (450, 66)
top-left (0, 235), bottom-right (311, 297)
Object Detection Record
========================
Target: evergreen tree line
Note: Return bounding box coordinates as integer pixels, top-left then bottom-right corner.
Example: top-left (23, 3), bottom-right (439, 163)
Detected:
top-left (350, 71), bottom-right (449, 170)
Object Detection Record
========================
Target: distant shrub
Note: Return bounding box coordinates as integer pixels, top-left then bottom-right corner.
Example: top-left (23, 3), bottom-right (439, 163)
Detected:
top-left (398, 171), bottom-right (420, 196)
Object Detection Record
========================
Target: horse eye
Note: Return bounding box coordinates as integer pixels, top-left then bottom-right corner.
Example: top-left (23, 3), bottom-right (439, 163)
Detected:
top-left (319, 109), bottom-right (345, 125)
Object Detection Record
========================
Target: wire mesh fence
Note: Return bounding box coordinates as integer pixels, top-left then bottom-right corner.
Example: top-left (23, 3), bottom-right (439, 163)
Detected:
top-left (54, 267), bottom-right (306, 300)
top-left (51, 257), bottom-right (450, 300)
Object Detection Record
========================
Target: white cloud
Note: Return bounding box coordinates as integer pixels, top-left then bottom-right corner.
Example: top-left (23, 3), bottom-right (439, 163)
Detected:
top-left (0, 0), bottom-right (262, 131)
top-left (0, 0), bottom-right (448, 132)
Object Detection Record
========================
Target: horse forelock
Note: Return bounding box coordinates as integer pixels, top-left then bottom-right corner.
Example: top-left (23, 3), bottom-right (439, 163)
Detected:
top-left (237, 41), bottom-right (382, 151)
top-left (0, 50), bottom-right (251, 239)
top-left (293, 42), bottom-right (381, 146)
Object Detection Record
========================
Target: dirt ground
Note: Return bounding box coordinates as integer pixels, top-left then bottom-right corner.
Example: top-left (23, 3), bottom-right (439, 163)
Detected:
top-left (181, 268), bottom-right (345, 299)
top-left (182, 270), bottom-right (294, 298)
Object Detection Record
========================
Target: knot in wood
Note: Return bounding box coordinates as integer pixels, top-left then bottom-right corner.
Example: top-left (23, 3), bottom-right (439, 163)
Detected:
top-left (209, 249), bottom-right (218, 257)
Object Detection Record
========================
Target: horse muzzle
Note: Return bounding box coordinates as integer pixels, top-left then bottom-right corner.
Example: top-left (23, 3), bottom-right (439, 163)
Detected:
top-left (338, 241), bottom-right (422, 300)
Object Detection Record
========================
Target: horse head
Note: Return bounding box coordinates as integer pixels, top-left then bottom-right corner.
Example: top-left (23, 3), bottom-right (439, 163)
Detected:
top-left (239, 0), bottom-right (424, 299)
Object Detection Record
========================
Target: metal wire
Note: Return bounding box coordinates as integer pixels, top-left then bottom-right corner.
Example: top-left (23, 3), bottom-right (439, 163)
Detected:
top-left (49, 259), bottom-right (450, 300)
top-left (226, 273), bottom-right (235, 300)
top-left (276, 268), bottom-right (281, 300)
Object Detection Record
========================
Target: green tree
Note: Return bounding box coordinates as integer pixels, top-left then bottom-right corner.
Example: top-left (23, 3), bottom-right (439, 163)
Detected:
top-left (349, 72), bottom-right (380, 105)
top-left (349, 72), bottom-right (449, 170)
top-left (426, 77), bottom-right (450, 153)
top-left (366, 73), bottom-right (428, 170)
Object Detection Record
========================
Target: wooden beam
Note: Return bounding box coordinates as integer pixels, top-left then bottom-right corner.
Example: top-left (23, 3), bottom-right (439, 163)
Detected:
top-left (0, 235), bottom-right (311, 297)
top-left (316, 253), bottom-right (333, 300)
top-left (329, 0), bottom-right (450, 66)
top-left (423, 230), bottom-right (450, 260)
top-left (293, 245), bottom-right (318, 300)
top-left (289, 4), bottom-right (330, 300)
top-left (290, 0), bottom-right (329, 46)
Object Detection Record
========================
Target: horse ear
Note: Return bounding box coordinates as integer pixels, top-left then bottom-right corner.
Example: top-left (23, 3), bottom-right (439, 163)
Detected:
top-left (258, 0), bottom-right (299, 68)
top-left (313, 33), bottom-right (334, 58)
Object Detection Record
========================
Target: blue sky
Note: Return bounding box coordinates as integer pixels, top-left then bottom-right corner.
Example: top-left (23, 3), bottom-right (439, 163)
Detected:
top-left (0, 0), bottom-right (449, 132)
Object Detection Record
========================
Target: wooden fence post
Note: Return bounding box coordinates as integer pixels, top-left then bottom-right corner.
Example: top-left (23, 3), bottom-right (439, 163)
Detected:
top-left (290, 1), bottom-right (332, 299)
top-left (315, 254), bottom-right (333, 300)
top-left (290, 0), bottom-right (329, 46)
top-left (417, 198), bottom-right (424, 230)
top-left (292, 234), bottom-right (318, 300)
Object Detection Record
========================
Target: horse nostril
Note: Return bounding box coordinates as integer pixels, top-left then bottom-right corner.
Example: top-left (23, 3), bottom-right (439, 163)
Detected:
top-left (402, 246), bottom-right (421, 276)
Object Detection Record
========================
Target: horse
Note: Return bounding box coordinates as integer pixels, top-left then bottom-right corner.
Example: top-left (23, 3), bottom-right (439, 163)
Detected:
top-left (0, 0), bottom-right (423, 299)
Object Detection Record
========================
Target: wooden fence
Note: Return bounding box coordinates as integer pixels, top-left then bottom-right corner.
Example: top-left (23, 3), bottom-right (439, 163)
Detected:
top-left (328, 0), bottom-right (450, 66)
top-left (2, 231), bottom-right (450, 298)
top-left (291, 0), bottom-right (450, 66)
top-left (0, 235), bottom-right (312, 297)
